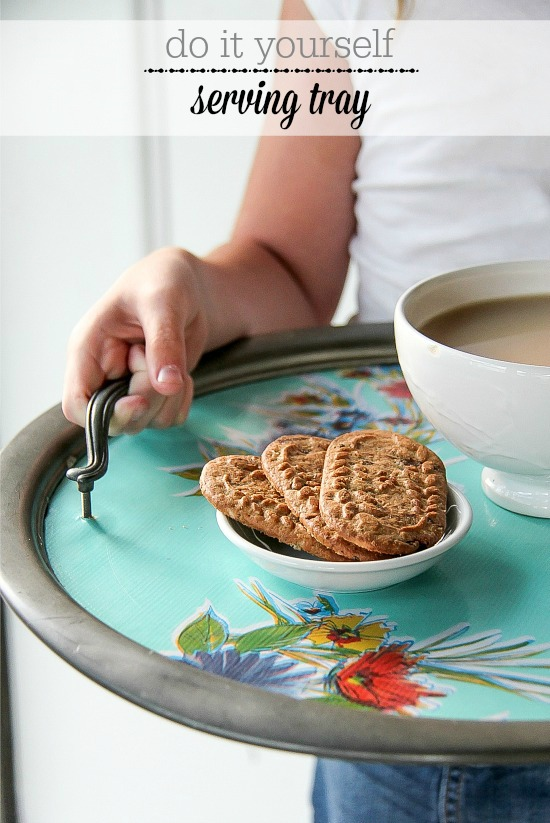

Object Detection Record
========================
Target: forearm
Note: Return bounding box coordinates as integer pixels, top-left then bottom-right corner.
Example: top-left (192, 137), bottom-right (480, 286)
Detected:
top-left (196, 237), bottom-right (331, 353)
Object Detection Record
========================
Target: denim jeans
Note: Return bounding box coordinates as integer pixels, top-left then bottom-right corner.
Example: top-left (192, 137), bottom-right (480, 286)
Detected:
top-left (312, 760), bottom-right (550, 823)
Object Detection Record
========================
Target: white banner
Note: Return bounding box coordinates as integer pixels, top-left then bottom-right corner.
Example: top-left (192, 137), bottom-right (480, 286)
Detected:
top-left (1, 19), bottom-right (549, 136)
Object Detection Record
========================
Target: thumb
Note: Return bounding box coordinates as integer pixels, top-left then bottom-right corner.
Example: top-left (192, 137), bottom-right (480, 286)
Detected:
top-left (141, 310), bottom-right (187, 396)
top-left (156, 364), bottom-right (185, 393)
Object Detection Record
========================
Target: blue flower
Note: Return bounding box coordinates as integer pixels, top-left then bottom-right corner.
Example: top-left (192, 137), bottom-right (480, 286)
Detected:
top-left (185, 647), bottom-right (311, 697)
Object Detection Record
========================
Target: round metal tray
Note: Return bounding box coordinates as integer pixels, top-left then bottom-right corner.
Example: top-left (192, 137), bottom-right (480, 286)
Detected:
top-left (1, 323), bottom-right (549, 764)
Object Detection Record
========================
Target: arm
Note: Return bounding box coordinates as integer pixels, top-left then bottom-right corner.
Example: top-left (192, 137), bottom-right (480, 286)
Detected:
top-left (62, 0), bottom-right (360, 432)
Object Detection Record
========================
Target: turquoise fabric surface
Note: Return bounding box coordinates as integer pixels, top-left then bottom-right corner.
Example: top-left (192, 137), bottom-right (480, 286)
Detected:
top-left (44, 366), bottom-right (550, 721)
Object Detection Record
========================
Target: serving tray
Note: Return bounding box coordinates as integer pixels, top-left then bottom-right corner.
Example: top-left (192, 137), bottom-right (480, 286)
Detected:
top-left (1, 323), bottom-right (549, 764)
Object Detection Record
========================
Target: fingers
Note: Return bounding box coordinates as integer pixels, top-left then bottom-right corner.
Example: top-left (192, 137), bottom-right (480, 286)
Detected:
top-left (139, 305), bottom-right (188, 397)
top-left (63, 324), bottom-right (194, 435)
top-left (62, 324), bottom-right (127, 428)
top-left (107, 394), bottom-right (150, 436)
top-left (157, 364), bottom-right (185, 391)
top-left (62, 246), bottom-right (208, 435)
top-left (108, 344), bottom-right (193, 435)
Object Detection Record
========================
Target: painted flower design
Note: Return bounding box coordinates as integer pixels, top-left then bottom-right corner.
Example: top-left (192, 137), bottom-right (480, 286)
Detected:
top-left (331, 643), bottom-right (446, 713)
top-left (284, 392), bottom-right (337, 407)
top-left (167, 580), bottom-right (550, 717)
top-left (187, 648), bottom-right (310, 697)
top-left (294, 595), bottom-right (339, 619)
top-left (308, 614), bottom-right (389, 654)
top-left (379, 379), bottom-right (412, 400)
top-left (160, 364), bottom-right (548, 714)
top-left (209, 368), bottom-right (439, 457)
top-left (339, 367), bottom-right (373, 379)
top-left (161, 366), bottom-right (441, 495)
top-left (157, 462), bottom-right (204, 496)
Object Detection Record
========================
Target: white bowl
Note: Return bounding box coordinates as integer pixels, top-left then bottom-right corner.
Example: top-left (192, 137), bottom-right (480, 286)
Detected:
top-left (394, 260), bottom-right (550, 518)
top-left (216, 484), bottom-right (472, 592)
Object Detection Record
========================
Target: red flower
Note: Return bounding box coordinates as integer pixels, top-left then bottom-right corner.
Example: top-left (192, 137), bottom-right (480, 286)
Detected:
top-left (382, 416), bottom-right (414, 427)
top-left (326, 625), bottom-right (365, 647)
top-left (334, 643), bottom-right (444, 712)
top-left (380, 380), bottom-right (412, 400)
top-left (341, 368), bottom-right (373, 379)
top-left (284, 392), bottom-right (324, 406)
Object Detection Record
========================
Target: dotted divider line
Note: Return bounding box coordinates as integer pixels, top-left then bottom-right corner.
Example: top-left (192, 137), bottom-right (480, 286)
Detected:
top-left (144, 67), bottom-right (419, 74)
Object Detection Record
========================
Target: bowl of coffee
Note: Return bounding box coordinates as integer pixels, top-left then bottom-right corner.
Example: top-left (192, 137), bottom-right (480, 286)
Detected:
top-left (394, 260), bottom-right (550, 518)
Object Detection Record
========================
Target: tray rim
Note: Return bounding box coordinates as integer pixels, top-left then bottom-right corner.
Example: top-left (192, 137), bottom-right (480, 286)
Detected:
top-left (2, 322), bottom-right (549, 764)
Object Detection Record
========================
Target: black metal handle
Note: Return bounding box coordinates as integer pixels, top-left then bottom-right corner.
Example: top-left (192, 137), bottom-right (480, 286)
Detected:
top-left (66, 377), bottom-right (130, 517)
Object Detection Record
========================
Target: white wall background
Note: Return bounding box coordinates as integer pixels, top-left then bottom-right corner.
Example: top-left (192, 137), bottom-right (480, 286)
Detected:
top-left (0, 0), bottom-right (357, 448)
top-left (1, 2), bottom-right (357, 822)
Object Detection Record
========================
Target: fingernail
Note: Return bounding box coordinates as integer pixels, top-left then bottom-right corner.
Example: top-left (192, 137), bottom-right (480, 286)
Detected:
top-left (157, 365), bottom-right (183, 385)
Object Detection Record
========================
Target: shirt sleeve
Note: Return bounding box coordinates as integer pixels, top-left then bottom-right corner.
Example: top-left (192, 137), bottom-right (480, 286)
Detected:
top-left (303, 0), bottom-right (348, 17)
top-left (303, 1), bottom-right (397, 21)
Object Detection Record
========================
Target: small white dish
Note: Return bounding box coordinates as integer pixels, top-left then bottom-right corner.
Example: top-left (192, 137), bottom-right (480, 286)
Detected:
top-left (216, 483), bottom-right (472, 592)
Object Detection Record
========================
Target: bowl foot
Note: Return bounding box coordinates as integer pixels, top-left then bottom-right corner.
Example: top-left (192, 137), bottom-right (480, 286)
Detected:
top-left (482, 468), bottom-right (550, 518)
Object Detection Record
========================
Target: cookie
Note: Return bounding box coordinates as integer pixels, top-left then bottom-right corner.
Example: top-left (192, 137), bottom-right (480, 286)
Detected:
top-left (319, 430), bottom-right (447, 555)
top-left (261, 435), bottom-right (384, 561)
top-left (199, 454), bottom-right (347, 561)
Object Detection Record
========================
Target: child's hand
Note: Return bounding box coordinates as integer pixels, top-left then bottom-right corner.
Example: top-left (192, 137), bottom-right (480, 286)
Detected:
top-left (63, 123), bottom-right (359, 435)
top-left (62, 246), bottom-right (208, 434)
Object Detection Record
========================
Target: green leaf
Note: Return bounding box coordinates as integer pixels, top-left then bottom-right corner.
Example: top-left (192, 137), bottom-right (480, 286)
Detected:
top-left (317, 595), bottom-right (337, 616)
top-left (332, 396), bottom-right (350, 408)
top-left (176, 607), bottom-right (228, 655)
top-left (174, 467), bottom-right (203, 481)
top-left (234, 624), bottom-right (312, 654)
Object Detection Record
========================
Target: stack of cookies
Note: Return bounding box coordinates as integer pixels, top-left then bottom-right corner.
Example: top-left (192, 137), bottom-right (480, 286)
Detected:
top-left (199, 430), bottom-right (447, 562)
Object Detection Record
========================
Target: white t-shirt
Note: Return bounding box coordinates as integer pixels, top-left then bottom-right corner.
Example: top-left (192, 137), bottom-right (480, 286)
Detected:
top-left (304, 0), bottom-right (550, 321)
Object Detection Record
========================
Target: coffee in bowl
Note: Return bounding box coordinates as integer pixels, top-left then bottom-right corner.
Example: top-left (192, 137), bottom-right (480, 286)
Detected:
top-left (419, 294), bottom-right (550, 367)
top-left (394, 260), bottom-right (550, 518)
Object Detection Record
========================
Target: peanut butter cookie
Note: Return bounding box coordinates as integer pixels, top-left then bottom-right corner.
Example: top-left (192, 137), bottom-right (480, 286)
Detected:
top-left (262, 435), bottom-right (383, 561)
top-left (319, 430), bottom-right (447, 555)
top-left (200, 454), bottom-right (347, 561)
